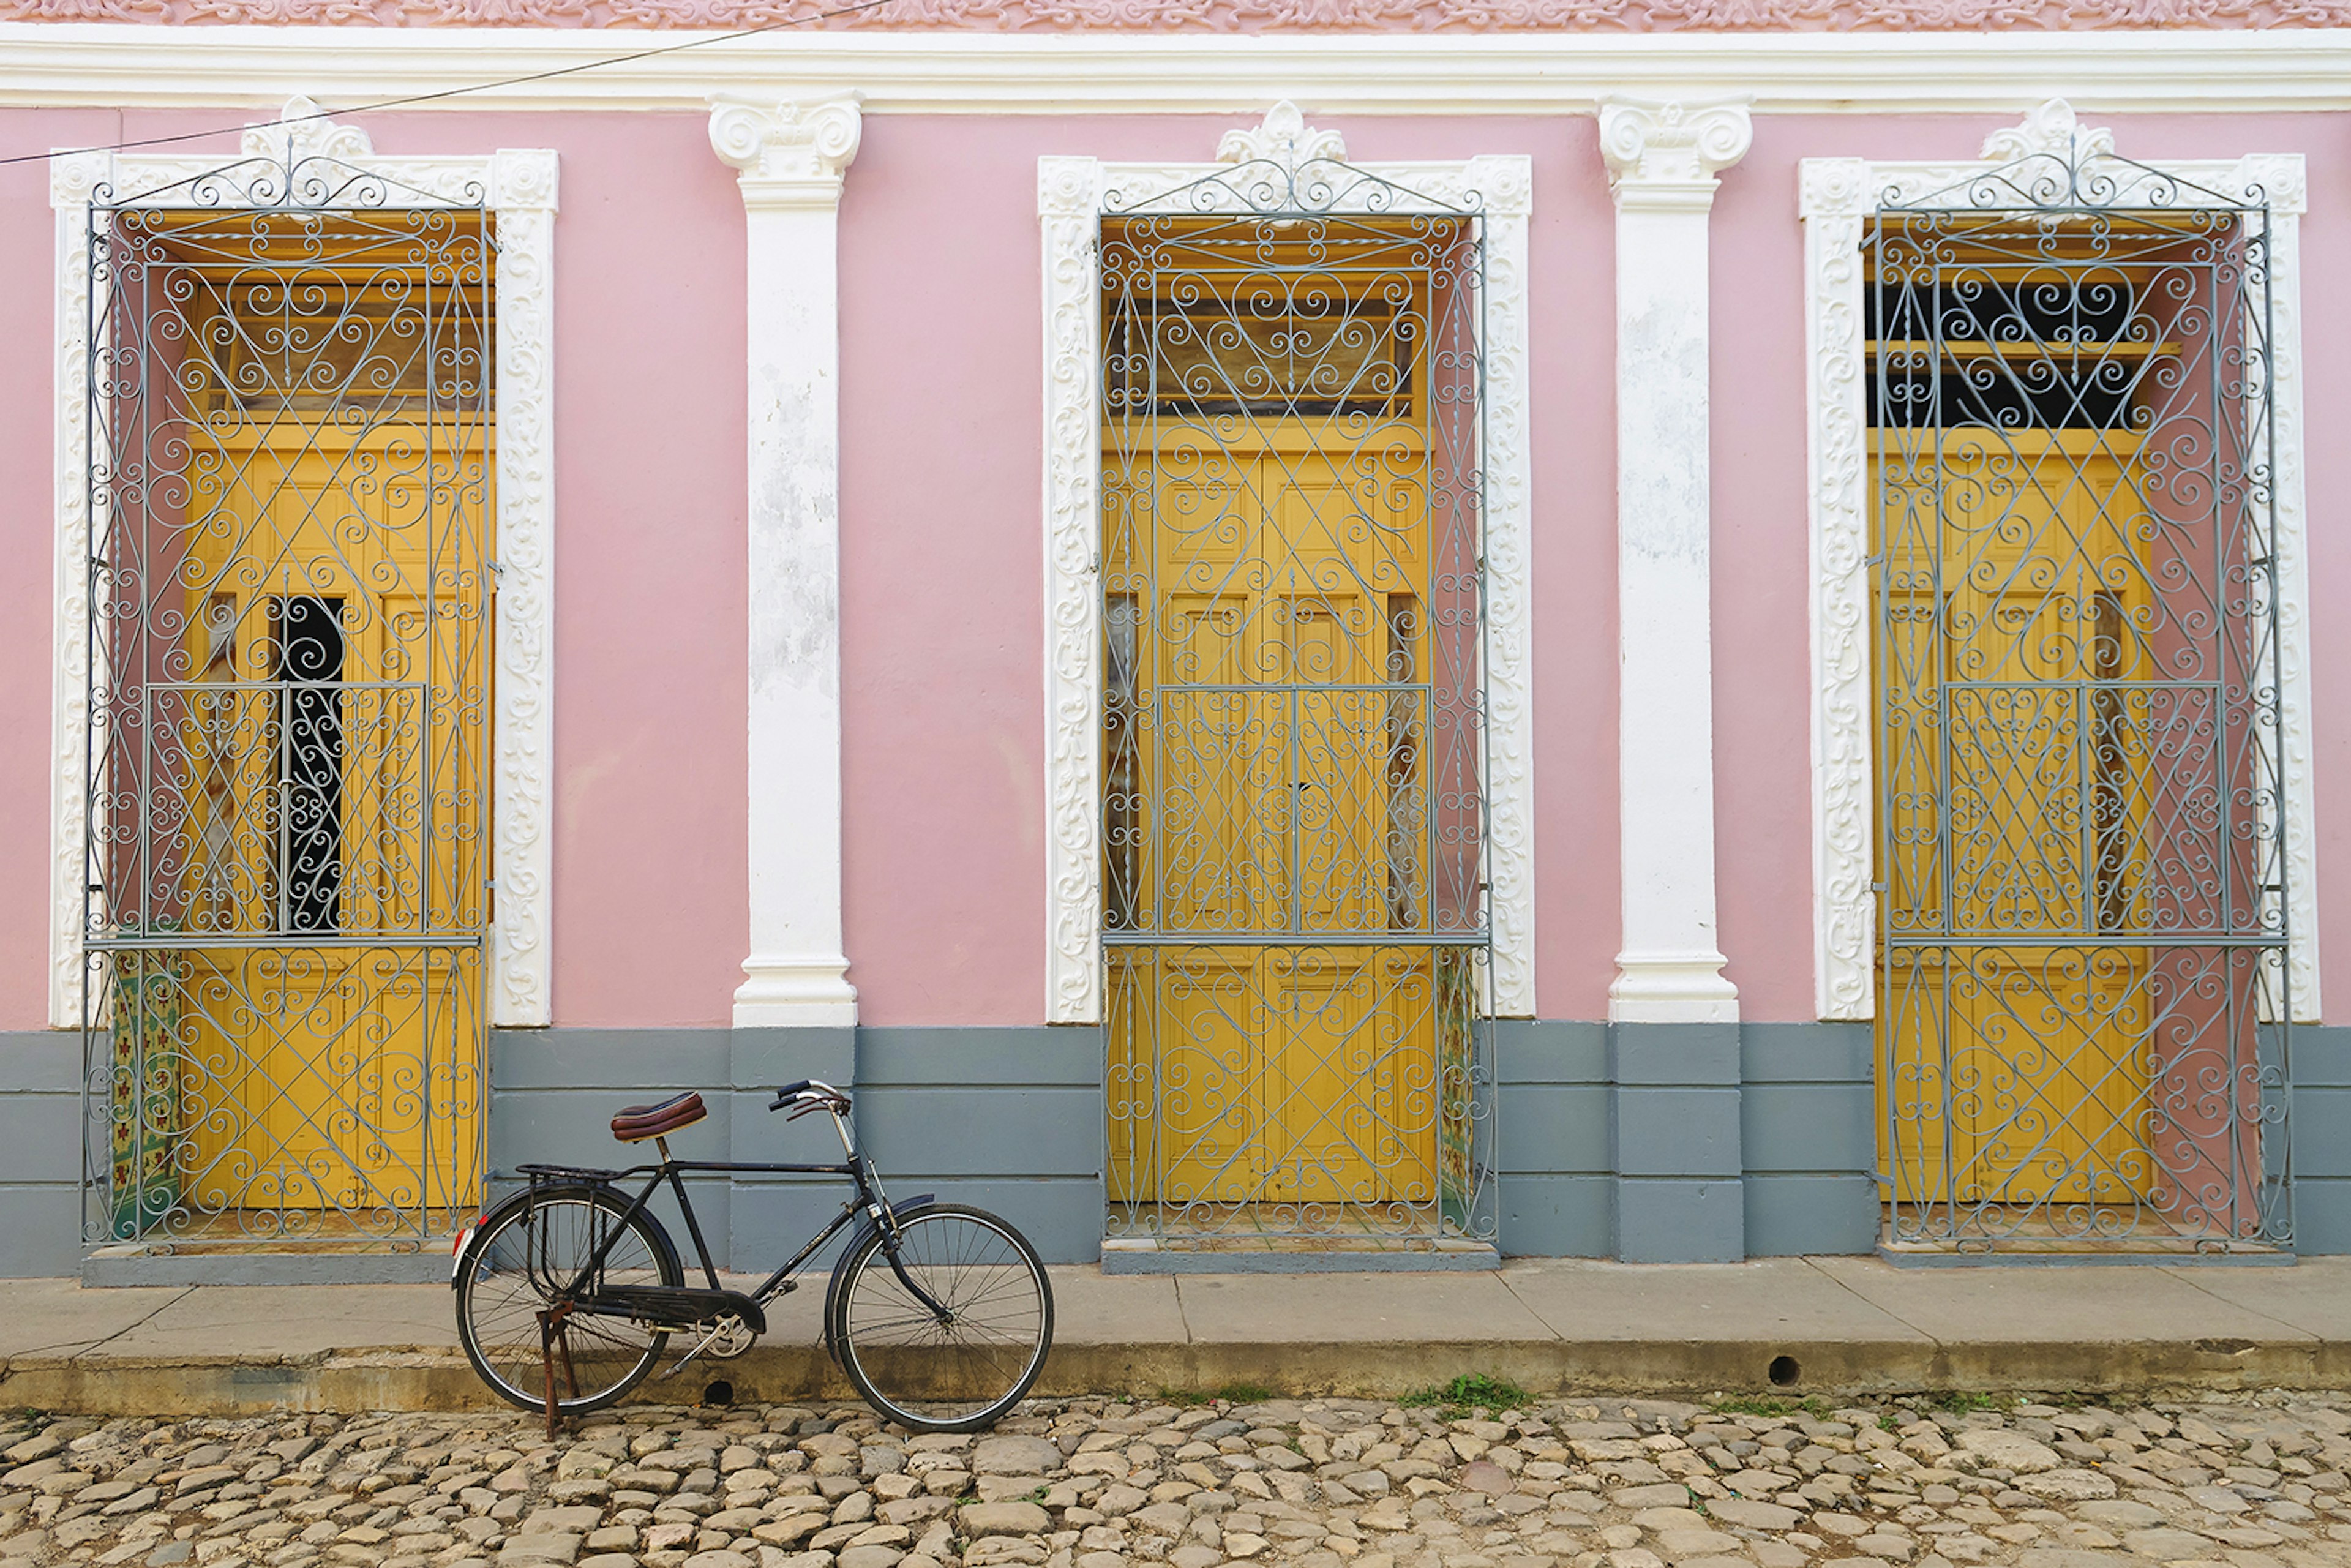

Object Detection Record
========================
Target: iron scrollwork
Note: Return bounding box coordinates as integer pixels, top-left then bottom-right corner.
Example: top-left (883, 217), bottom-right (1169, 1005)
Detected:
top-left (1100, 127), bottom-right (1497, 1251)
top-left (80, 140), bottom-right (495, 1250)
top-left (1869, 123), bottom-right (2290, 1252)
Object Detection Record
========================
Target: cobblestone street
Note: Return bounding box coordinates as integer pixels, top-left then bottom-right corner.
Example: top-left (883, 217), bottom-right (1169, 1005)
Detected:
top-left (4, 1391), bottom-right (2348, 1568)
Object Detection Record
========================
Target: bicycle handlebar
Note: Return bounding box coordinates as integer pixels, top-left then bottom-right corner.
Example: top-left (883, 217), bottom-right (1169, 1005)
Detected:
top-left (768, 1079), bottom-right (850, 1114)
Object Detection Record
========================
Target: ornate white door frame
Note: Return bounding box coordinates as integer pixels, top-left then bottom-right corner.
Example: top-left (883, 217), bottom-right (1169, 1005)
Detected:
top-left (1037, 103), bottom-right (1537, 1025)
top-left (1799, 99), bottom-right (2318, 1023)
top-left (47, 98), bottom-right (559, 1029)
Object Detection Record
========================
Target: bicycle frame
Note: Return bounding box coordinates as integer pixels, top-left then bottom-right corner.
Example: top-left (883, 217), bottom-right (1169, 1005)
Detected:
top-left (520, 1104), bottom-right (950, 1322)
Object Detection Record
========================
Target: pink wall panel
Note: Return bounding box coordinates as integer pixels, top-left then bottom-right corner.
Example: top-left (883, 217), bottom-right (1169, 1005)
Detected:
top-left (0, 110), bottom-right (121, 1031)
top-left (7, 102), bottom-right (2347, 1034)
top-left (354, 110), bottom-right (752, 1028)
top-left (1706, 116), bottom-right (1992, 1023)
top-left (834, 114), bottom-right (1623, 1027)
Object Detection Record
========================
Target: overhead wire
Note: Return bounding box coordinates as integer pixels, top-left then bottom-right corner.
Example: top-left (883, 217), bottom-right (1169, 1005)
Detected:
top-left (0, 0), bottom-right (894, 171)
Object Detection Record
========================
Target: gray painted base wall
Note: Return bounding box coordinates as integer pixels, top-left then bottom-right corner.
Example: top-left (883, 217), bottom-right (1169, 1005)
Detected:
top-left (0, 1032), bottom-right (83, 1278)
top-left (9, 1020), bottom-right (2351, 1276)
top-left (490, 1026), bottom-right (1105, 1267)
top-left (1490, 1021), bottom-right (1875, 1262)
top-left (2293, 1028), bottom-right (2351, 1252)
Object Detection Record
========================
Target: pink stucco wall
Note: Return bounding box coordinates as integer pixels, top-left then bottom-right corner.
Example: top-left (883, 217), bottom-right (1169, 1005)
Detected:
top-left (1709, 112), bottom-right (2351, 1022)
top-left (0, 110), bottom-right (118, 1032)
top-left (7, 101), bottom-right (2349, 1034)
top-left (834, 114), bottom-right (1624, 1027)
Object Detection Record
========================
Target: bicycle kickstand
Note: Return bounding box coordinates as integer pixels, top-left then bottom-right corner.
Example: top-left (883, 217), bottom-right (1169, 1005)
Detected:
top-left (536, 1302), bottom-right (579, 1439)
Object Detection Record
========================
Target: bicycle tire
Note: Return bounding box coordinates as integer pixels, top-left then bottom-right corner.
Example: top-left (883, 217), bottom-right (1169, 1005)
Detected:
top-left (455, 1183), bottom-right (682, 1415)
top-left (832, 1202), bottom-right (1054, 1433)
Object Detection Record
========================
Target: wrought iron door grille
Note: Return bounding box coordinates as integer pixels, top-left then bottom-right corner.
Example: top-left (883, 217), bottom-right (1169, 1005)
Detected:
top-left (80, 150), bottom-right (495, 1250)
top-left (1868, 144), bottom-right (2291, 1253)
top-left (1100, 158), bottom-right (1496, 1250)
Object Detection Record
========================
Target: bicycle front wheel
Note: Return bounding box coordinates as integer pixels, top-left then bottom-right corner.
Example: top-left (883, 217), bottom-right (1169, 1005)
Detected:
top-left (834, 1204), bottom-right (1054, 1432)
top-left (455, 1184), bottom-right (681, 1416)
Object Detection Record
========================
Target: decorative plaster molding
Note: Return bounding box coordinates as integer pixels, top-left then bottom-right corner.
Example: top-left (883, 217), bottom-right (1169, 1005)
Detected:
top-left (1038, 112), bottom-right (1536, 1023)
top-left (1215, 98), bottom-right (1345, 167)
top-left (1798, 154), bottom-right (1874, 1026)
top-left (710, 92), bottom-right (863, 206)
top-left (1038, 152), bottom-right (1108, 1029)
top-left (15, 31), bottom-right (2351, 119)
top-left (1473, 149), bottom-right (1538, 1024)
top-left (1979, 94), bottom-right (2110, 162)
top-left (14, 0), bottom-right (2351, 29)
top-left (487, 146), bottom-right (560, 1030)
top-left (714, 94), bottom-right (861, 1029)
top-left (48, 97), bottom-right (559, 1029)
top-left (1598, 96), bottom-right (1753, 211)
top-left (1798, 103), bottom-right (2317, 1023)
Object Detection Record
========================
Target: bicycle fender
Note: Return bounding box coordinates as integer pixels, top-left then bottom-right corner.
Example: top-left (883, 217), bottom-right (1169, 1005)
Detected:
top-left (451, 1184), bottom-right (542, 1291)
top-left (820, 1193), bottom-right (936, 1367)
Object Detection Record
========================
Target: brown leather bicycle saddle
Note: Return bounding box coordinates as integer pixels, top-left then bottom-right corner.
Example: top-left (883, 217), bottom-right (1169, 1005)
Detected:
top-left (610, 1091), bottom-right (707, 1143)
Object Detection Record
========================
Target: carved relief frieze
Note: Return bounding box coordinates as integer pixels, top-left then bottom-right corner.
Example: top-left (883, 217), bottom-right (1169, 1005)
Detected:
top-left (9, 0), bottom-right (2347, 27)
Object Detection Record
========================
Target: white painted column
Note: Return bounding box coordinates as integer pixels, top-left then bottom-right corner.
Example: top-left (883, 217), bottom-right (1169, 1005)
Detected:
top-left (1599, 97), bottom-right (1750, 1026)
top-left (709, 94), bottom-right (863, 1029)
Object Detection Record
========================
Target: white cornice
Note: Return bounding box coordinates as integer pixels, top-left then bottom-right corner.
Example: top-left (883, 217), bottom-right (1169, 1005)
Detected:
top-left (10, 28), bottom-right (2351, 117)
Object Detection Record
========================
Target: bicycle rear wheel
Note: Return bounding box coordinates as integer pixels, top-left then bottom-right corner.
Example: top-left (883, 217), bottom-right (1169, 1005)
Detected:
top-left (834, 1203), bottom-right (1054, 1433)
top-left (455, 1184), bottom-right (681, 1415)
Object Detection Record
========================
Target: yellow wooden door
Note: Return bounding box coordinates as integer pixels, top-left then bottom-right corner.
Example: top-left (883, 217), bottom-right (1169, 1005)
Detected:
top-left (1108, 450), bottom-right (1439, 1216)
top-left (1878, 431), bottom-right (2153, 1213)
top-left (164, 241), bottom-right (491, 1225)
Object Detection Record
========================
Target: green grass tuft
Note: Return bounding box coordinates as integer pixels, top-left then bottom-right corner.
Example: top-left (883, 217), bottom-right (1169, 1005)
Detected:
top-left (1924, 1390), bottom-right (2017, 1414)
top-left (1709, 1394), bottom-right (1837, 1420)
top-left (1217, 1382), bottom-right (1278, 1405)
top-left (1399, 1373), bottom-right (1535, 1416)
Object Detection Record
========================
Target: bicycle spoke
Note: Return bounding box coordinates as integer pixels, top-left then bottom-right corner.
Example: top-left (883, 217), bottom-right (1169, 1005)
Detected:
top-left (838, 1206), bottom-right (1052, 1433)
top-left (456, 1188), bottom-right (675, 1416)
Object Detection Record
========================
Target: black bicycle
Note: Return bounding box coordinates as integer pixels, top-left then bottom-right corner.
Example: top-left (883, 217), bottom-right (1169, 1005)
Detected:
top-left (449, 1079), bottom-right (1054, 1432)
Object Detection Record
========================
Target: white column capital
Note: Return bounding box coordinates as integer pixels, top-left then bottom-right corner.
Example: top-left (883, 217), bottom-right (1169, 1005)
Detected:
top-left (1598, 97), bottom-right (1753, 214)
top-left (709, 94), bottom-right (864, 211)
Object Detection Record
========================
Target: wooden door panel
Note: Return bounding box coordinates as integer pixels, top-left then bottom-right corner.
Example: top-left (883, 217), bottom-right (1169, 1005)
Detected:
top-left (171, 442), bottom-right (485, 1215)
top-left (1116, 451), bottom-right (1438, 1210)
top-left (1268, 951), bottom-right (1439, 1207)
top-left (1877, 443), bottom-right (2158, 1207)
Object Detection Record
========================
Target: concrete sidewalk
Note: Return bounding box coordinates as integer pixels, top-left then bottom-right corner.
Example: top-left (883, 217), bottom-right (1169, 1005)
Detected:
top-left (3, 1256), bottom-right (2349, 1415)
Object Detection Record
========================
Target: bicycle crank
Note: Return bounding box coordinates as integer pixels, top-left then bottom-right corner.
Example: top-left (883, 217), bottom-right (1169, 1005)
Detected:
top-left (663, 1313), bottom-right (757, 1375)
